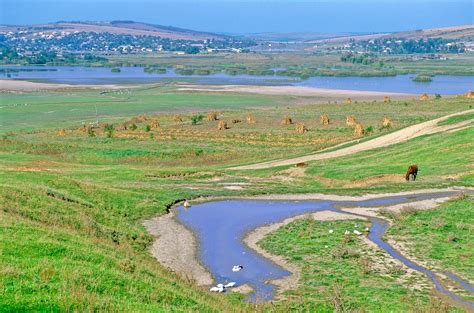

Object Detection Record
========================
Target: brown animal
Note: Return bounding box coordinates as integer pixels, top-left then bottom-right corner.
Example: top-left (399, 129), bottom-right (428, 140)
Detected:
top-left (420, 93), bottom-right (429, 101)
top-left (405, 164), bottom-right (418, 181)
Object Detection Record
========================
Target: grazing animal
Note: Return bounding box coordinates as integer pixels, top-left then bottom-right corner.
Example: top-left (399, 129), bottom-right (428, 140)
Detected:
top-left (405, 164), bottom-right (418, 181)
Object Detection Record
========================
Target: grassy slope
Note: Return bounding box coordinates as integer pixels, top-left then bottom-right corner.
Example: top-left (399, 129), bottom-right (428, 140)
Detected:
top-left (1, 90), bottom-right (473, 311)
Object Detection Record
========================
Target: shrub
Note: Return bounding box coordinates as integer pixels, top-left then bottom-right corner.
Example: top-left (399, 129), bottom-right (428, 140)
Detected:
top-left (145, 124), bottom-right (151, 132)
top-left (104, 124), bottom-right (114, 138)
top-left (191, 114), bottom-right (204, 125)
top-left (87, 126), bottom-right (96, 137)
top-left (129, 123), bottom-right (137, 131)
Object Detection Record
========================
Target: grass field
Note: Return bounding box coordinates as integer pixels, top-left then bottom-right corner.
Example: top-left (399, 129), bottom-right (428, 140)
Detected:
top-left (1, 87), bottom-right (473, 311)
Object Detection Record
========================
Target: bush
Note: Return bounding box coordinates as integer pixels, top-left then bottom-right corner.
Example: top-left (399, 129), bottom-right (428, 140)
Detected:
top-left (145, 124), bottom-right (151, 132)
top-left (105, 124), bottom-right (114, 138)
top-left (191, 114), bottom-right (204, 125)
top-left (87, 127), bottom-right (95, 137)
top-left (129, 123), bottom-right (137, 131)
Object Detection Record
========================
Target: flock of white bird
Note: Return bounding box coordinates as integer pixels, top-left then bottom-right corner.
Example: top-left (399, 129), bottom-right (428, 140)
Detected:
top-left (209, 265), bottom-right (243, 293)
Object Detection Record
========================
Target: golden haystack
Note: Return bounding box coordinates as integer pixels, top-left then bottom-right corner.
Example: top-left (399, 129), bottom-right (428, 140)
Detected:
top-left (131, 115), bottom-right (148, 123)
top-left (57, 129), bottom-right (66, 136)
top-left (320, 114), bottom-right (330, 125)
top-left (149, 119), bottom-right (160, 130)
top-left (218, 120), bottom-right (228, 130)
top-left (232, 119), bottom-right (241, 124)
top-left (346, 116), bottom-right (357, 127)
top-left (207, 112), bottom-right (218, 121)
top-left (466, 91), bottom-right (474, 99)
top-left (384, 96), bottom-right (391, 103)
top-left (281, 116), bottom-right (293, 125)
top-left (76, 125), bottom-right (87, 134)
top-left (246, 114), bottom-right (256, 124)
top-left (295, 122), bottom-right (306, 134)
top-left (354, 123), bottom-right (365, 136)
top-left (382, 116), bottom-right (392, 127)
top-left (346, 97), bottom-right (352, 104)
top-left (420, 93), bottom-right (429, 101)
top-left (173, 115), bottom-right (183, 123)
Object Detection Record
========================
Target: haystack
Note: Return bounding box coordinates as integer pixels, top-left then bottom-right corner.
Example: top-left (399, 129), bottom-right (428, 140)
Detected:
top-left (246, 114), bottom-right (256, 124)
top-left (384, 96), bottom-right (391, 103)
top-left (346, 97), bottom-right (352, 104)
top-left (382, 116), bottom-right (392, 127)
top-left (218, 120), bottom-right (228, 130)
top-left (296, 122), bottom-right (306, 134)
top-left (466, 91), bottom-right (474, 99)
top-left (320, 114), bottom-right (330, 125)
top-left (207, 112), bottom-right (218, 121)
top-left (173, 115), bottom-right (183, 123)
top-left (354, 123), bottom-right (365, 136)
top-left (57, 129), bottom-right (66, 136)
top-left (346, 116), bottom-right (357, 127)
top-left (281, 116), bottom-right (293, 125)
top-left (149, 119), bottom-right (160, 130)
top-left (420, 93), bottom-right (429, 101)
top-left (131, 115), bottom-right (148, 123)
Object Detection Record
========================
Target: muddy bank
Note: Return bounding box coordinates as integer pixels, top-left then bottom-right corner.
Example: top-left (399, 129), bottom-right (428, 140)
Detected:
top-left (143, 211), bottom-right (213, 286)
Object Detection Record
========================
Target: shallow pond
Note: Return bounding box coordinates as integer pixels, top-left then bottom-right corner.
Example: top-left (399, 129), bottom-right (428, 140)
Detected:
top-left (176, 192), bottom-right (473, 306)
top-left (1, 65), bottom-right (473, 94)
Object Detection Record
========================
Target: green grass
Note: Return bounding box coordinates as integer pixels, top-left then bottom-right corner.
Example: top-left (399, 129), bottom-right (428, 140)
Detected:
top-left (383, 195), bottom-right (474, 299)
top-left (438, 113), bottom-right (474, 126)
top-left (259, 218), bottom-right (463, 312)
top-left (1, 88), bottom-right (473, 311)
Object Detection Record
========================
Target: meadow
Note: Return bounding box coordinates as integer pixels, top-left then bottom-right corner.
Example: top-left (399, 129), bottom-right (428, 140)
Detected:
top-left (1, 86), bottom-right (473, 311)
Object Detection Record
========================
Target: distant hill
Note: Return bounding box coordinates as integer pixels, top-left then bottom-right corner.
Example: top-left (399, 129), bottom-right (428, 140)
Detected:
top-left (309, 25), bottom-right (474, 43)
top-left (0, 20), bottom-right (227, 41)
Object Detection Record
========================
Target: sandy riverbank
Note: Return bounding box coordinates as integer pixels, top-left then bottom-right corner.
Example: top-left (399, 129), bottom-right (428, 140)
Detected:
top-left (0, 79), bottom-right (130, 91)
top-left (176, 84), bottom-right (415, 100)
top-left (143, 187), bottom-right (471, 294)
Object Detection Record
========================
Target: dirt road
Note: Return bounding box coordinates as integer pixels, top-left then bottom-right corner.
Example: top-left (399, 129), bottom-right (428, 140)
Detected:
top-left (230, 109), bottom-right (474, 170)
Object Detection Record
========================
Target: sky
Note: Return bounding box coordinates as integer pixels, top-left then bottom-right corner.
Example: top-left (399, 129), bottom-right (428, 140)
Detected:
top-left (1, 0), bottom-right (472, 34)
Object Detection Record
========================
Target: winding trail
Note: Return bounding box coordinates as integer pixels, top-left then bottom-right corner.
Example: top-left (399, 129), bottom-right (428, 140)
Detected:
top-left (230, 109), bottom-right (474, 170)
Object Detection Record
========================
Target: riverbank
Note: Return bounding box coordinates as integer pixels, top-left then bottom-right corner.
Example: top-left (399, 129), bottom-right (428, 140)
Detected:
top-left (142, 187), bottom-right (471, 298)
top-left (0, 79), bottom-right (129, 91)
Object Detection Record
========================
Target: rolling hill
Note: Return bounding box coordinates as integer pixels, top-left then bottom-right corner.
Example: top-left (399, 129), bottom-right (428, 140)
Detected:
top-left (0, 20), bottom-right (227, 41)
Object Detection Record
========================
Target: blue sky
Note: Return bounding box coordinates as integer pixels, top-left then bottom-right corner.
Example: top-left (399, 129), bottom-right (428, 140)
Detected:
top-left (1, 0), bottom-right (472, 34)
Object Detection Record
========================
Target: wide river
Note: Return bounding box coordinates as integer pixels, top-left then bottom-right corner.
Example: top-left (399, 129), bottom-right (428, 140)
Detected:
top-left (176, 191), bottom-right (473, 306)
top-left (1, 65), bottom-right (473, 94)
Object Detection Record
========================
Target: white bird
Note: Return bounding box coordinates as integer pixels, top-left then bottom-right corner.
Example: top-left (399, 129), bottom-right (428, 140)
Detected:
top-left (344, 230), bottom-right (351, 235)
top-left (232, 265), bottom-right (243, 272)
top-left (353, 230), bottom-right (362, 235)
top-left (328, 229), bottom-right (334, 234)
top-left (224, 282), bottom-right (236, 288)
top-left (365, 227), bottom-right (370, 232)
top-left (183, 200), bottom-right (191, 208)
top-left (210, 286), bottom-right (221, 292)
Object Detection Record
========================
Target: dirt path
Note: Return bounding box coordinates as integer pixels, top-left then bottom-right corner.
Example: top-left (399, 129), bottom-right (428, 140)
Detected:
top-left (230, 109), bottom-right (474, 170)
